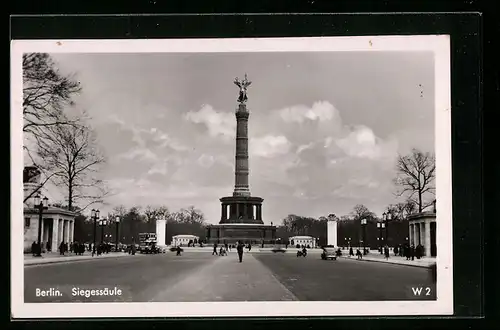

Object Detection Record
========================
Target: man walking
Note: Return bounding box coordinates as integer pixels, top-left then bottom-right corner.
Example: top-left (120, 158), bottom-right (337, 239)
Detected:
top-left (212, 243), bottom-right (218, 256)
top-left (237, 241), bottom-right (244, 263)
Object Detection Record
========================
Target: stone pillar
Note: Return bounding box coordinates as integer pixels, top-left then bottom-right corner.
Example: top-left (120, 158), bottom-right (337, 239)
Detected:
top-left (233, 104), bottom-right (251, 197)
top-left (424, 220), bottom-right (431, 257)
top-left (52, 218), bottom-right (59, 251)
top-left (327, 218), bottom-right (338, 247)
top-left (420, 222), bottom-right (425, 247)
top-left (236, 204), bottom-right (240, 219)
top-left (257, 205), bottom-right (262, 220)
top-left (156, 218), bottom-right (167, 246)
top-left (70, 220), bottom-right (74, 243)
top-left (58, 219), bottom-right (63, 244)
top-left (408, 224), bottom-right (412, 245)
top-left (413, 224), bottom-right (418, 246)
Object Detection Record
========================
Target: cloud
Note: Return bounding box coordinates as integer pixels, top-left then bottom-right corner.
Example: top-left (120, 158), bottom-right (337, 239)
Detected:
top-left (184, 104), bottom-right (235, 140)
top-left (107, 114), bottom-right (189, 152)
top-left (278, 101), bottom-right (340, 124)
top-left (118, 147), bottom-right (158, 162)
top-left (147, 160), bottom-right (168, 176)
top-left (250, 135), bottom-right (292, 158)
top-left (197, 154), bottom-right (215, 168)
top-left (335, 125), bottom-right (398, 160)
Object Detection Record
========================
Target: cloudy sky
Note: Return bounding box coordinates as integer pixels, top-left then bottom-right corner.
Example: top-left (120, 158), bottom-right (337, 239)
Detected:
top-left (41, 51), bottom-right (434, 224)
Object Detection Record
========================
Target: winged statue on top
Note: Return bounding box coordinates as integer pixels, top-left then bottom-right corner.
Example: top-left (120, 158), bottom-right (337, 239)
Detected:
top-left (234, 73), bottom-right (252, 104)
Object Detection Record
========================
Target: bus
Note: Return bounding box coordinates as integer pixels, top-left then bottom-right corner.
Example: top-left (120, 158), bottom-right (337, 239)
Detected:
top-left (138, 233), bottom-right (157, 243)
top-left (138, 233), bottom-right (159, 254)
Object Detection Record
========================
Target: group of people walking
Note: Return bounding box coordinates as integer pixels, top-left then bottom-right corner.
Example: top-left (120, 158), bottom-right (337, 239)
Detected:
top-left (30, 241), bottom-right (115, 257)
top-left (212, 242), bottom-right (246, 262)
top-left (394, 243), bottom-right (425, 260)
top-left (345, 243), bottom-right (427, 261)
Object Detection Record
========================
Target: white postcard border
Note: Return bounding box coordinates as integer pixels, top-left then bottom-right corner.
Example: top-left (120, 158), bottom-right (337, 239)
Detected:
top-left (11, 35), bottom-right (452, 318)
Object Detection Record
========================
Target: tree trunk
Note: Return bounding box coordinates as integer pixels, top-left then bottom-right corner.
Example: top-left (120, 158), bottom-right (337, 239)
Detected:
top-left (68, 179), bottom-right (73, 211)
top-left (418, 190), bottom-right (423, 213)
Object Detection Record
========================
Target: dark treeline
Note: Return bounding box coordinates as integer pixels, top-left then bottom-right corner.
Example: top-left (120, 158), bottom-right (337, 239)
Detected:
top-left (71, 205), bottom-right (205, 245)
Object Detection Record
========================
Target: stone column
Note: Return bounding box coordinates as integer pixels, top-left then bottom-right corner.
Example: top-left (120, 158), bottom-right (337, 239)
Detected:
top-left (409, 224), bottom-right (413, 245)
top-left (52, 218), bottom-right (59, 251)
top-left (420, 221), bottom-right (425, 247)
top-left (242, 204), bottom-right (247, 219)
top-left (236, 204), bottom-right (240, 219)
top-left (64, 220), bottom-right (69, 243)
top-left (233, 104), bottom-right (251, 197)
top-left (156, 218), bottom-right (167, 246)
top-left (70, 221), bottom-right (74, 243)
top-left (424, 220), bottom-right (431, 257)
top-left (58, 220), bottom-right (63, 244)
top-left (257, 205), bottom-right (262, 220)
top-left (327, 218), bottom-right (338, 247)
top-left (413, 224), bottom-right (418, 246)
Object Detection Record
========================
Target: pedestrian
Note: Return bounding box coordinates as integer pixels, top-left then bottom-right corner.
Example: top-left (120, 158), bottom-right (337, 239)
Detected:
top-left (212, 243), bottom-right (218, 256)
top-left (356, 249), bottom-right (362, 260)
top-left (410, 244), bottom-right (415, 261)
top-left (237, 241), bottom-right (244, 263)
top-left (349, 246), bottom-right (354, 257)
top-left (59, 241), bottom-right (65, 255)
top-left (394, 245), bottom-right (399, 256)
top-left (31, 241), bottom-right (37, 256)
top-left (176, 245), bottom-right (182, 256)
top-left (384, 245), bottom-right (390, 260)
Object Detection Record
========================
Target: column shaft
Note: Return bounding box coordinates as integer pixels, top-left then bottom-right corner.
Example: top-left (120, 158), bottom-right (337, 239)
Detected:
top-left (424, 220), bottom-right (431, 257)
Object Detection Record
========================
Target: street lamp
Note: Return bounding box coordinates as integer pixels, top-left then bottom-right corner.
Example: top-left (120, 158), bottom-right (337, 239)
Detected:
top-left (91, 209), bottom-right (100, 256)
top-left (385, 212), bottom-right (392, 243)
top-left (361, 218), bottom-right (367, 255)
top-left (114, 216), bottom-right (120, 252)
top-left (377, 220), bottom-right (385, 254)
top-left (99, 219), bottom-right (108, 244)
top-left (345, 237), bottom-right (351, 249)
top-left (33, 195), bottom-right (49, 257)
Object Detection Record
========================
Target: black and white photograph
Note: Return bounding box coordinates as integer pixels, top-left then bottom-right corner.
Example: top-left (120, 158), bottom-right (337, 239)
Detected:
top-left (11, 36), bottom-right (452, 318)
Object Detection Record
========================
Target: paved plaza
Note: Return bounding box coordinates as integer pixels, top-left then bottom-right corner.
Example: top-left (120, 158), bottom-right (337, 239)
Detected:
top-left (24, 251), bottom-right (436, 302)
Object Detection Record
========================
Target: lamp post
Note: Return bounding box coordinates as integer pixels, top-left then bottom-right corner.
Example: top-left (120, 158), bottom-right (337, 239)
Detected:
top-left (91, 209), bottom-right (100, 256)
top-left (385, 212), bottom-right (391, 243)
top-left (361, 218), bottom-right (367, 255)
top-left (114, 216), bottom-right (120, 252)
top-left (99, 219), bottom-right (108, 244)
top-left (377, 220), bottom-right (385, 254)
top-left (345, 237), bottom-right (351, 249)
top-left (33, 195), bottom-right (49, 257)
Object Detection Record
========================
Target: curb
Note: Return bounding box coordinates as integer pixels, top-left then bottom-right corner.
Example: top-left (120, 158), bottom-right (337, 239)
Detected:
top-left (339, 256), bottom-right (435, 269)
top-left (24, 254), bottom-right (131, 266)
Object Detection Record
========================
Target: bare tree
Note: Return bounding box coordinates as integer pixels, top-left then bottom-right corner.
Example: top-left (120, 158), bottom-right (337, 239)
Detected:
top-left (143, 205), bottom-right (170, 222)
top-left (23, 53), bottom-right (81, 135)
top-left (23, 53), bottom-right (82, 200)
top-left (36, 121), bottom-right (107, 211)
top-left (394, 148), bottom-right (436, 213)
top-left (350, 204), bottom-right (376, 222)
top-left (180, 206), bottom-right (205, 224)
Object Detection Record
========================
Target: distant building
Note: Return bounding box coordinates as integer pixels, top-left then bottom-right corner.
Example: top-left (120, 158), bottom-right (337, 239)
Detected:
top-left (289, 235), bottom-right (317, 248)
top-left (407, 200), bottom-right (437, 257)
top-left (23, 166), bottom-right (76, 253)
top-left (171, 234), bottom-right (199, 247)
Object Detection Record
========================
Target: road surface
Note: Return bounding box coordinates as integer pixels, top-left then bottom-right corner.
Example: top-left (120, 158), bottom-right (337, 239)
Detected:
top-left (24, 252), bottom-right (436, 302)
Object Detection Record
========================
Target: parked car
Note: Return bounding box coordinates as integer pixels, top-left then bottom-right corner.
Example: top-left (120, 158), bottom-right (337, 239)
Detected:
top-left (321, 246), bottom-right (337, 260)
